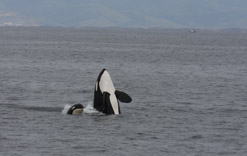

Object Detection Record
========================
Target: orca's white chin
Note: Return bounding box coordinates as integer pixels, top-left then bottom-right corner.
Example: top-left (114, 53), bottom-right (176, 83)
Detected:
top-left (72, 108), bottom-right (83, 115)
top-left (66, 104), bottom-right (84, 115)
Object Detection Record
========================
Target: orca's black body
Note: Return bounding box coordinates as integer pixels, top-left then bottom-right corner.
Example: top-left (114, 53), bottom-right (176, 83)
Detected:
top-left (67, 104), bottom-right (84, 115)
top-left (93, 69), bottom-right (132, 115)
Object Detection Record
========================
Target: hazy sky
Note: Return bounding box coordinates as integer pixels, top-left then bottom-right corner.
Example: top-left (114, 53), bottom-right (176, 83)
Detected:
top-left (0, 0), bottom-right (247, 28)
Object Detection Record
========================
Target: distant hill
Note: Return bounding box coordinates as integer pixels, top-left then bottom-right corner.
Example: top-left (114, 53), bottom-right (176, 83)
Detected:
top-left (0, 4), bottom-right (35, 26)
top-left (0, 0), bottom-right (247, 28)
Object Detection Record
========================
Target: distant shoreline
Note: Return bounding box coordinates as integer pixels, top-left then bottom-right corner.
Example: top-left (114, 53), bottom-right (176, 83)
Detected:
top-left (0, 25), bottom-right (247, 33)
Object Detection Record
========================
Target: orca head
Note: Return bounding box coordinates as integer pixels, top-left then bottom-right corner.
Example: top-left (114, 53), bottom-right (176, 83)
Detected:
top-left (67, 104), bottom-right (84, 115)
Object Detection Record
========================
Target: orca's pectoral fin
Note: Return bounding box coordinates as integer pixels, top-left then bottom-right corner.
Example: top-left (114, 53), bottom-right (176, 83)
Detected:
top-left (115, 90), bottom-right (132, 103)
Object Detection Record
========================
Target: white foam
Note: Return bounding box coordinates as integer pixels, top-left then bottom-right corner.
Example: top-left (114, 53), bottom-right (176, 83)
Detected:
top-left (83, 102), bottom-right (99, 114)
top-left (62, 104), bottom-right (71, 114)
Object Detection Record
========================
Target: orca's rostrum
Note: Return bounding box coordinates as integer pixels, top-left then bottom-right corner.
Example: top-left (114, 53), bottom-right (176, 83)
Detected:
top-left (93, 69), bottom-right (132, 115)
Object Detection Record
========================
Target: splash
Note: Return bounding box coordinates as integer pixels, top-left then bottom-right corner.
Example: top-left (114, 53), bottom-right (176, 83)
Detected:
top-left (62, 104), bottom-right (72, 114)
top-left (83, 102), bottom-right (99, 114)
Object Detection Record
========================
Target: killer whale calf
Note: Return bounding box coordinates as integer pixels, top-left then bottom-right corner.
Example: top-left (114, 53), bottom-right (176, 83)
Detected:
top-left (66, 103), bottom-right (84, 115)
top-left (93, 69), bottom-right (132, 115)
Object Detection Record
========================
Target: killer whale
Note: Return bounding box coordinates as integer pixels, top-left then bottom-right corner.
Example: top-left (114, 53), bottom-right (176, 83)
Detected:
top-left (66, 104), bottom-right (84, 115)
top-left (93, 69), bottom-right (132, 115)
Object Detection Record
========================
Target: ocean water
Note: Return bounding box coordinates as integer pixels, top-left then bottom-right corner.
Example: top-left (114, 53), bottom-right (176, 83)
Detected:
top-left (0, 27), bottom-right (247, 156)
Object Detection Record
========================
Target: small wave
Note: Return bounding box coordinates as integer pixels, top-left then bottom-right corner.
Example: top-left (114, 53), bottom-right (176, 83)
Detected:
top-left (3, 103), bottom-right (61, 113)
top-left (78, 89), bottom-right (90, 93)
top-left (23, 106), bottom-right (60, 112)
top-left (190, 135), bottom-right (203, 140)
top-left (78, 86), bottom-right (93, 93)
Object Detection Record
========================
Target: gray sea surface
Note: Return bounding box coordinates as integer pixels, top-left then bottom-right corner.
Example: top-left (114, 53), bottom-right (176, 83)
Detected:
top-left (0, 27), bottom-right (247, 156)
